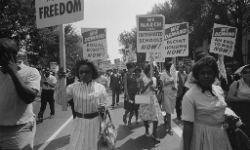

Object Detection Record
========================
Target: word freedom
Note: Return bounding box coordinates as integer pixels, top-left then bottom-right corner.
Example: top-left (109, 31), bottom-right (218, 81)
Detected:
top-left (39, 0), bottom-right (82, 19)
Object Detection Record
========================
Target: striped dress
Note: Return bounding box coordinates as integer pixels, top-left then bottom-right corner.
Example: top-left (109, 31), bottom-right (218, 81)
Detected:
top-left (66, 81), bottom-right (108, 150)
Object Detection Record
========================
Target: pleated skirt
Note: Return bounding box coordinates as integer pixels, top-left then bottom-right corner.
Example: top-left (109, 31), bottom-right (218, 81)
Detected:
top-left (69, 116), bottom-right (101, 150)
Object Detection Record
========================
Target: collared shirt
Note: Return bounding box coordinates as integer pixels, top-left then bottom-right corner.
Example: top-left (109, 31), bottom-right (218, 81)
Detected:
top-left (0, 63), bottom-right (41, 126)
top-left (42, 75), bottom-right (57, 90)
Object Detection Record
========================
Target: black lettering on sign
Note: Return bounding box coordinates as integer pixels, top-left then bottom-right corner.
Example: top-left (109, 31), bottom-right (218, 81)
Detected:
top-left (39, 0), bottom-right (82, 19)
top-left (140, 44), bottom-right (159, 50)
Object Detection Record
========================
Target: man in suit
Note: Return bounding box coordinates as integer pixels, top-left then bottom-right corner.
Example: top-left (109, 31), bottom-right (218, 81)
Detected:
top-left (176, 64), bottom-right (188, 120)
top-left (110, 68), bottom-right (121, 107)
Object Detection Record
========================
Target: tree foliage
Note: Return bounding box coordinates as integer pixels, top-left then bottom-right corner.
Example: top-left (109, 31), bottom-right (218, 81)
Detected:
top-left (149, 0), bottom-right (250, 66)
top-left (0, 0), bottom-right (83, 69)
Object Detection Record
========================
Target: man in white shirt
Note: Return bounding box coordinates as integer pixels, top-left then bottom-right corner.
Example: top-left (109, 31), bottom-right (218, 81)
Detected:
top-left (0, 38), bottom-right (41, 149)
top-left (37, 68), bottom-right (57, 122)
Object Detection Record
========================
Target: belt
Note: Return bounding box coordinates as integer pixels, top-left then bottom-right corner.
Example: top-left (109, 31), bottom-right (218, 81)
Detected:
top-left (75, 112), bottom-right (99, 119)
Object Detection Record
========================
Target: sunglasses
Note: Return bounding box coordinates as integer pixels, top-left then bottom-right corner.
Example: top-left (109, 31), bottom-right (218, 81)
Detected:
top-left (79, 70), bottom-right (92, 75)
top-left (242, 71), bottom-right (250, 75)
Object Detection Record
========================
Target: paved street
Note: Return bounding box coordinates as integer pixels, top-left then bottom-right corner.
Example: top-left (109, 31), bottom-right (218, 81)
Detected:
top-left (33, 91), bottom-right (183, 150)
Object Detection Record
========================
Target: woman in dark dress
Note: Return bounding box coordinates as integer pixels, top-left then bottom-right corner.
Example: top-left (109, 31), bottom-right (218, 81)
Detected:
top-left (123, 62), bottom-right (138, 127)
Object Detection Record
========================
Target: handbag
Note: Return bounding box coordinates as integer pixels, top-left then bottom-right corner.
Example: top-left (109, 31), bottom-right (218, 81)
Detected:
top-left (98, 109), bottom-right (117, 150)
top-left (135, 94), bottom-right (150, 104)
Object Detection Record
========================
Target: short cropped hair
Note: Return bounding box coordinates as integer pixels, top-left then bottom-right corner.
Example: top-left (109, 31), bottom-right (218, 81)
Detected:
top-left (75, 59), bottom-right (99, 80)
top-left (143, 64), bottom-right (151, 75)
top-left (192, 55), bottom-right (219, 81)
top-left (164, 62), bottom-right (172, 72)
top-left (126, 62), bottom-right (135, 69)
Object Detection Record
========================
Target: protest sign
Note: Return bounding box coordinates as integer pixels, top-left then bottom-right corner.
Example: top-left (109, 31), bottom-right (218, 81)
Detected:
top-left (124, 48), bottom-right (137, 62)
top-left (81, 28), bottom-right (108, 61)
top-left (35, 0), bottom-right (84, 28)
top-left (146, 52), bottom-right (165, 62)
top-left (114, 58), bottom-right (121, 65)
top-left (118, 62), bottom-right (127, 70)
top-left (136, 15), bottom-right (165, 53)
top-left (50, 62), bottom-right (58, 72)
top-left (164, 22), bottom-right (189, 57)
top-left (210, 24), bottom-right (237, 57)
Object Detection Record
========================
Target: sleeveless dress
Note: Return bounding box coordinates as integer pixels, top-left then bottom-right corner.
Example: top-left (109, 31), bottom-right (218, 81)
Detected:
top-left (124, 72), bottom-right (138, 111)
top-left (138, 76), bottom-right (163, 121)
top-left (181, 85), bottom-right (232, 150)
top-left (160, 72), bottom-right (177, 114)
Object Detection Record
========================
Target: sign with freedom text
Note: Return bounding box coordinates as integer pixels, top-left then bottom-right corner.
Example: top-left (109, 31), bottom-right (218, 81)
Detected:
top-left (35, 0), bottom-right (84, 28)
top-left (210, 24), bottom-right (237, 57)
top-left (164, 22), bottom-right (189, 57)
top-left (81, 28), bottom-right (108, 61)
top-left (136, 15), bottom-right (165, 53)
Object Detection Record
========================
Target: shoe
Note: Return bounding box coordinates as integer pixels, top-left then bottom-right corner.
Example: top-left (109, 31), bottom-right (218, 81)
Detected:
top-left (50, 115), bottom-right (54, 119)
top-left (166, 128), bottom-right (173, 136)
top-left (177, 117), bottom-right (182, 120)
top-left (111, 104), bottom-right (115, 107)
top-left (116, 103), bottom-right (119, 105)
top-left (145, 133), bottom-right (150, 137)
top-left (37, 117), bottom-right (43, 123)
top-left (151, 134), bottom-right (160, 142)
top-left (128, 122), bottom-right (132, 128)
top-left (123, 115), bottom-right (127, 125)
top-left (136, 120), bottom-right (139, 124)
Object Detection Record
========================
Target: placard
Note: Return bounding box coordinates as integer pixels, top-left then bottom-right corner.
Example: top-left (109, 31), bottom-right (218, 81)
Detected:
top-left (136, 14), bottom-right (165, 53)
top-left (164, 22), bottom-right (189, 57)
top-left (81, 28), bottom-right (108, 61)
top-left (146, 52), bottom-right (165, 62)
top-left (210, 23), bottom-right (237, 57)
top-left (35, 0), bottom-right (84, 28)
top-left (124, 48), bottom-right (137, 62)
top-left (114, 58), bottom-right (121, 65)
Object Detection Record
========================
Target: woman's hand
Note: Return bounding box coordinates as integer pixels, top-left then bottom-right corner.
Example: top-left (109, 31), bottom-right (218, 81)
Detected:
top-left (57, 67), bottom-right (67, 80)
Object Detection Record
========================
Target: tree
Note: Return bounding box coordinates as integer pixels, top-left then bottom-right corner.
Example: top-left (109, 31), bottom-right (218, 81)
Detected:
top-left (0, 0), bottom-right (83, 68)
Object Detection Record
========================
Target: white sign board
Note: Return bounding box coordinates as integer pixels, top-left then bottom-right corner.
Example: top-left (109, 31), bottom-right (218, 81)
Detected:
top-left (35, 0), bottom-right (84, 28)
top-left (136, 14), bottom-right (165, 53)
top-left (164, 22), bottom-right (189, 57)
top-left (146, 52), bottom-right (165, 62)
top-left (210, 23), bottom-right (237, 57)
top-left (50, 62), bottom-right (58, 72)
top-left (124, 48), bottom-right (137, 62)
top-left (114, 58), bottom-right (121, 65)
top-left (81, 28), bottom-right (108, 61)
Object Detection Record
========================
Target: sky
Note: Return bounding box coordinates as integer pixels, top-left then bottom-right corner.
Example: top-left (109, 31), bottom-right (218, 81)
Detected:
top-left (72, 0), bottom-right (167, 63)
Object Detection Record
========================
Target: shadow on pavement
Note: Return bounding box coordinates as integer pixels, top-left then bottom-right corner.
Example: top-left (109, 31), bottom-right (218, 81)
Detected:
top-left (116, 134), bottom-right (160, 150)
top-left (33, 135), bottom-right (70, 150)
top-left (116, 125), bottom-right (133, 141)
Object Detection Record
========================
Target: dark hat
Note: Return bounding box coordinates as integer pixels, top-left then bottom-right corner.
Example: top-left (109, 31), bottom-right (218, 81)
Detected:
top-left (0, 38), bottom-right (18, 54)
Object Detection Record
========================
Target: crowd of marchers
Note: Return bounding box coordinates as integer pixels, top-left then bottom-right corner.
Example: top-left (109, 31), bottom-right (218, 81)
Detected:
top-left (1, 38), bottom-right (250, 150)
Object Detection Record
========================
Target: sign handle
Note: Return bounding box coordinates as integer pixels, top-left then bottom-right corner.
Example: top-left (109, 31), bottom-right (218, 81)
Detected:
top-left (150, 52), bottom-right (153, 79)
top-left (59, 24), bottom-right (67, 111)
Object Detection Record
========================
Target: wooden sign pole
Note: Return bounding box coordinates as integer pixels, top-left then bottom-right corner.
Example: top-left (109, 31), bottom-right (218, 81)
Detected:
top-left (59, 24), bottom-right (67, 111)
top-left (150, 52), bottom-right (153, 79)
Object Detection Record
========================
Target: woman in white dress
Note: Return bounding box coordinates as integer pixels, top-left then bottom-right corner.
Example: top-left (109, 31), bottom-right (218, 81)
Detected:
top-left (182, 55), bottom-right (232, 150)
top-left (139, 64), bottom-right (163, 141)
top-left (58, 59), bottom-right (108, 150)
top-left (160, 62), bottom-right (177, 135)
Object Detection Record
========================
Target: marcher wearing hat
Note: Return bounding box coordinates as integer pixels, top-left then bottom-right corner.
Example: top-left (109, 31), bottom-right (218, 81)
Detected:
top-left (227, 64), bottom-right (250, 138)
top-left (0, 38), bottom-right (41, 149)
